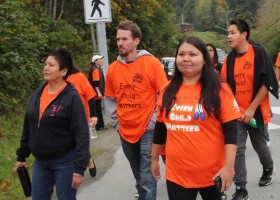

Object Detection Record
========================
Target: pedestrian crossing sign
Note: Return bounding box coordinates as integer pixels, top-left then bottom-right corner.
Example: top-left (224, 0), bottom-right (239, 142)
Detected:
top-left (83, 0), bottom-right (112, 23)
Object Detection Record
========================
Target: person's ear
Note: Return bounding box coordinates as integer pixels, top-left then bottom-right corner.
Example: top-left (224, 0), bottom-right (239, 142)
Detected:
top-left (61, 68), bottom-right (68, 76)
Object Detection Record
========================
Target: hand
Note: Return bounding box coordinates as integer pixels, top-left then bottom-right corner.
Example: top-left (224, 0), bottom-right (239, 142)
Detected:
top-left (13, 161), bottom-right (28, 176)
top-left (213, 166), bottom-right (234, 192)
top-left (241, 107), bottom-right (255, 124)
top-left (97, 92), bottom-right (103, 98)
top-left (90, 117), bottom-right (98, 127)
top-left (71, 173), bottom-right (84, 189)
top-left (150, 159), bottom-right (161, 181)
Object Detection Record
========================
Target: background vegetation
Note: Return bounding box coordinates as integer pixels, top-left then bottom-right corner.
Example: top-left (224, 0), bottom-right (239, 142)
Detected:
top-left (1, 0), bottom-right (280, 199)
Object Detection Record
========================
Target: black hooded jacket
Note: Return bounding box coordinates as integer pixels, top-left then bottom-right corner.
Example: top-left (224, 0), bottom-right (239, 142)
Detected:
top-left (16, 82), bottom-right (90, 175)
top-left (226, 43), bottom-right (279, 129)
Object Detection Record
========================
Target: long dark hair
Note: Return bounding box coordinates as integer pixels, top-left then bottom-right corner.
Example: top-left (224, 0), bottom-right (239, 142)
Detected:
top-left (206, 43), bottom-right (219, 65)
top-left (161, 37), bottom-right (223, 120)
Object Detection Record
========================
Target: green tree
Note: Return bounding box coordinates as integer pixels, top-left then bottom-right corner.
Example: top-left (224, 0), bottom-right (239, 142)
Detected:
top-left (108, 0), bottom-right (179, 60)
top-left (0, 1), bottom-right (48, 113)
top-left (0, 0), bottom-right (92, 115)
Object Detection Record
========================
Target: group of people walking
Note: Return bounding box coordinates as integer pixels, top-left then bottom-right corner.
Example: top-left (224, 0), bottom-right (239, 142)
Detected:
top-left (13, 18), bottom-right (279, 200)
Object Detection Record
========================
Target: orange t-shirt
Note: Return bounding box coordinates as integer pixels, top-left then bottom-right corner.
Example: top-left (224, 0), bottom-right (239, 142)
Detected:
top-left (221, 45), bottom-right (271, 124)
top-left (40, 83), bottom-right (67, 120)
top-left (67, 72), bottom-right (97, 120)
top-left (157, 82), bottom-right (241, 188)
top-left (91, 68), bottom-right (103, 100)
top-left (275, 52), bottom-right (280, 67)
top-left (105, 55), bottom-right (168, 143)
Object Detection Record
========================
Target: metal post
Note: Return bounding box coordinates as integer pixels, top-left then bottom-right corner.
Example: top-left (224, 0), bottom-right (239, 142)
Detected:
top-left (96, 22), bottom-right (109, 114)
top-left (90, 24), bottom-right (97, 52)
top-left (96, 22), bottom-right (109, 75)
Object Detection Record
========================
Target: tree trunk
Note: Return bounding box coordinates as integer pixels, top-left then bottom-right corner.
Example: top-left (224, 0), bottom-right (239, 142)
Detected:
top-left (57, 0), bottom-right (65, 20)
top-left (53, 0), bottom-right (57, 20)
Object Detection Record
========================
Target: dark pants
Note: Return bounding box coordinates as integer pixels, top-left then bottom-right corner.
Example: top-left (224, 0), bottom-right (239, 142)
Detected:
top-left (120, 130), bottom-right (157, 200)
top-left (32, 150), bottom-right (76, 200)
top-left (166, 180), bottom-right (221, 200)
top-left (95, 99), bottom-right (104, 130)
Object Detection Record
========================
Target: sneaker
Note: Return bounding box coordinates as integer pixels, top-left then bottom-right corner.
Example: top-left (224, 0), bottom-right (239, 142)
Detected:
top-left (259, 167), bottom-right (275, 186)
top-left (134, 193), bottom-right (139, 199)
top-left (231, 188), bottom-right (249, 200)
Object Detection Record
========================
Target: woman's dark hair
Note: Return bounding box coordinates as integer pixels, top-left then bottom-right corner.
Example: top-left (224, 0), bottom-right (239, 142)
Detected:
top-left (229, 19), bottom-right (250, 41)
top-left (88, 61), bottom-right (96, 81)
top-left (161, 36), bottom-right (223, 120)
top-left (47, 48), bottom-right (75, 79)
top-left (206, 43), bottom-right (219, 65)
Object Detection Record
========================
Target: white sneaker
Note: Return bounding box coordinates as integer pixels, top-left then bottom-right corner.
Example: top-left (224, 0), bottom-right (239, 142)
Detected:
top-left (134, 193), bottom-right (139, 199)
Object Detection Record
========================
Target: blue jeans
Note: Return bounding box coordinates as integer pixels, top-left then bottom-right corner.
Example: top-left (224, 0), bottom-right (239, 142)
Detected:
top-left (120, 130), bottom-right (157, 200)
top-left (234, 122), bottom-right (273, 188)
top-left (31, 149), bottom-right (77, 200)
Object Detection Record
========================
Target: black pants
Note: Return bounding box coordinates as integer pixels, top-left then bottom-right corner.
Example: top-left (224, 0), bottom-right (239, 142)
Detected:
top-left (95, 99), bottom-right (104, 130)
top-left (166, 180), bottom-right (221, 200)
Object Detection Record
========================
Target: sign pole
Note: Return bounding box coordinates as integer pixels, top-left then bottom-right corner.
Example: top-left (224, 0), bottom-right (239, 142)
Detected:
top-left (96, 22), bottom-right (109, 74)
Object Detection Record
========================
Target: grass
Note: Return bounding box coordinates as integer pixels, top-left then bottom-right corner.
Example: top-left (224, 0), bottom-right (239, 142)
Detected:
top-left (0, 109), bottom-right (100, 200)
top-left (0, 110), bottom-right (32, 200)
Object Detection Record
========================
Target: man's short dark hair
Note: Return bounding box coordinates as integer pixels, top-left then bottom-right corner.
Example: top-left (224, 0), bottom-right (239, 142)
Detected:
top-left (229, 19), bottom-right (250, 41)
top-left (117, 20), bottom-right (142, 40)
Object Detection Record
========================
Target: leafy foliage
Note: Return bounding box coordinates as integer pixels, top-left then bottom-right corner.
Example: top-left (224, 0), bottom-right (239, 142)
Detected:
top-left (0, 1), bottom-right (48, 113)
top-left (0, 0), bottom-right (92, 114)
top-left (108, 0), bottom-right (179, 60)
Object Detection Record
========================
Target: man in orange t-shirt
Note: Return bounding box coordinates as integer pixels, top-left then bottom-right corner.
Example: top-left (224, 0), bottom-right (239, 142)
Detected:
top-left (275, 52), bottom-right (280, 81)
top-left (221, 19), bottom-right (279, 200)
top-left (104, 20), bottom-right (167, 200)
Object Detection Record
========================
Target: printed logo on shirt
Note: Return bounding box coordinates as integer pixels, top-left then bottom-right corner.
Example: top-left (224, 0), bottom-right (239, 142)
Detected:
top-left (132, 73), bottom-right (143, 83)
top-left (243, 61), bottom-right (252, 70)
top-left (50, 104), bottom-right (63, 117)
top-left (165, 103), bottom-right (205, 132)
top-left (118, 82), bottom-right (141, 109)
top-left (233, 99), bottom-right (240, 112)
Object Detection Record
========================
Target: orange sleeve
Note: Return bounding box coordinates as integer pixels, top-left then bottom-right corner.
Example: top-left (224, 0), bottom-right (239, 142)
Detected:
top-left (79, 73), bottom-right (96, 100)
top-left (220, 57), bottom-right (228, 80)
top-left (275, 52), bottom-right (280, 67)
top-left (104, 62), bottom-right (116, 98)
top-left (219, 83), bottom-right (241, 123)
top-left (92, 69), bottom-right (100, 81)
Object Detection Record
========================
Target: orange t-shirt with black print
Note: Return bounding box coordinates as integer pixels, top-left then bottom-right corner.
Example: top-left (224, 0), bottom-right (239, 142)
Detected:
top-left (221, 44), bottom-right (271, 124)
top-left (105, 55), bottom-right (168, 143)
top-left (40, 83), bottom-right (67, 120)
top-left (67, 72), bottom-right (96, 120)
top-left (275, 52), bottom-right (280, 67)
top-left (157, 82), bottom-right (241, 188)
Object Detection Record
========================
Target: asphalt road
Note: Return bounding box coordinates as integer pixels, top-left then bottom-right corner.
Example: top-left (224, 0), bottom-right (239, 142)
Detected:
top-left (77, 95), bottom-right (280, 200)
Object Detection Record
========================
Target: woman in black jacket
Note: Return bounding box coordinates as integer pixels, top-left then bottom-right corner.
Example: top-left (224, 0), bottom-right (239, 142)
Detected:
top-left (13, 48), bottom-right (90, 200)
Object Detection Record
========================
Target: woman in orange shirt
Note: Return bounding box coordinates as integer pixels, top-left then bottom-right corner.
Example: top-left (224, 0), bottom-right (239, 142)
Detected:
top-left (89, 55), bottom-right (105, 130)
top-left (151, 37), bottom-right (241, 200)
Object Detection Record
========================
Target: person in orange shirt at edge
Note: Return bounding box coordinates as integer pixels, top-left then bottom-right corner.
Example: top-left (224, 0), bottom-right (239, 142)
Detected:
top-left (151, 36), bottom-right (241, 200)
top-left (275, 52), bottom-right (280, 81)
top-left (88, 54), bottom-right (105, 130)
top-left (104, 20), bottom-right (168, 200)
top-left (220, 19), bottom-right (279, 200)
top-left (67, 65), bottom-right (98, 177)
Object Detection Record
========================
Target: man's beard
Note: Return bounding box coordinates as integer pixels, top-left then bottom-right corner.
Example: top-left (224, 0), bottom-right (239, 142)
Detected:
top-left (118, 50), bottom-right (129, 57)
